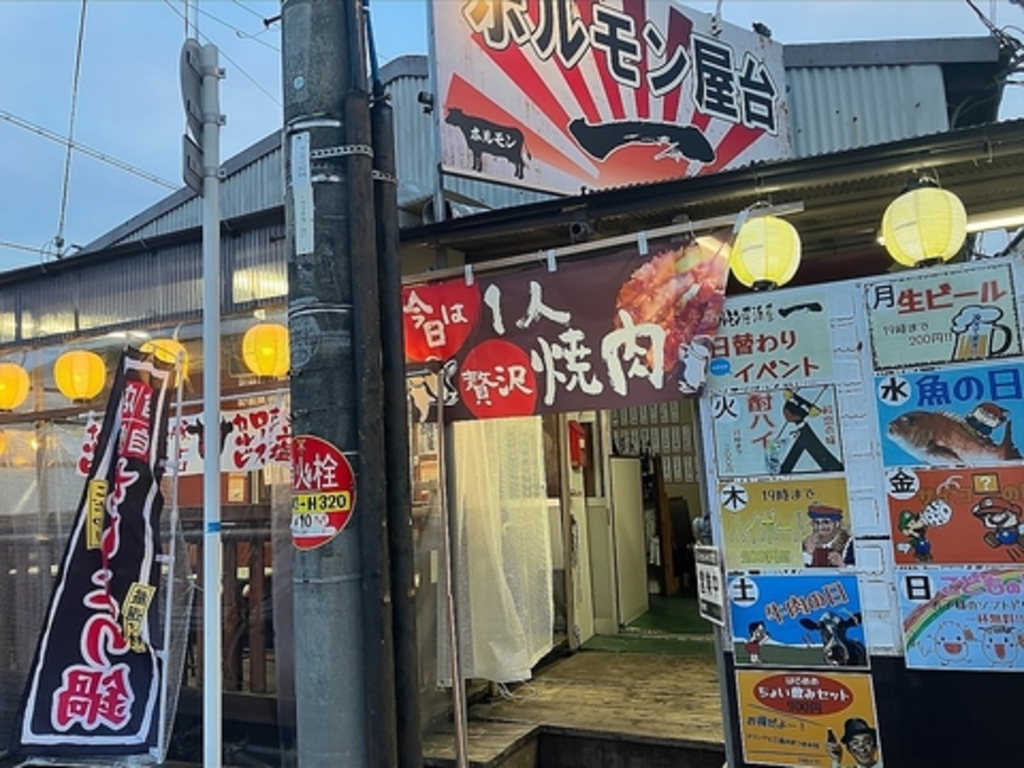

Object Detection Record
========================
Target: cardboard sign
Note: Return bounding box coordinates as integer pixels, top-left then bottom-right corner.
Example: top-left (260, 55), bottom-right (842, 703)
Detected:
top-left (291, 435), bottom-right (356, 551)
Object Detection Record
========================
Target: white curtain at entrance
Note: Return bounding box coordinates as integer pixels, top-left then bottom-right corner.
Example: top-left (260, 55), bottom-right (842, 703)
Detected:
top-left (445, 417), bottom-right (554, 684)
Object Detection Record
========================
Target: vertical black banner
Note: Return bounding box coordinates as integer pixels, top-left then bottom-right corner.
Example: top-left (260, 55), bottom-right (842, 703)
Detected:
top-left (11, 347), bottom-right (173, 757)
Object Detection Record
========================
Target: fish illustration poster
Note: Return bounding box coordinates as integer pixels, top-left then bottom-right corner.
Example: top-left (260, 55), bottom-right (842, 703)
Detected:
top-left (897, 566), bottom-right (1024, 671)
top-left (729, 573), bottom-right (866, 668)
top-left (710, 385), bottom-right (844, 478)
top-left (736, 670), bottom-right (882, 768)
top-left (874, 363), bottom-right (1024, 468)
top-left (719, 476), bottom-right (853, 570)
top-left (864, 261), bottom-right (1020, 371)
top-left (886, 465), bottom-right (1024, 565)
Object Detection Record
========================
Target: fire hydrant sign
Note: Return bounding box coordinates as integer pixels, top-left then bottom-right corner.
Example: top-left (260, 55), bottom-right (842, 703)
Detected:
top-left (291, 434), bottom-right (356, 550)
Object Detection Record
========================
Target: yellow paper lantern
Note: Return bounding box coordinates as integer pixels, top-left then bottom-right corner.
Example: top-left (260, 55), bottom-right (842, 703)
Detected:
top-left (242, 323), bottom-right (290, 377)
top-left (881, 185), bottom-right (967, 267)
top-left (730, 214), bottom-right (802, 290)
top-left (54, 350), bottom-right (106, 402)
top-left (0, 362), bottom-right (30, 411)
top-left (141, 339), bottom-right (189, 382)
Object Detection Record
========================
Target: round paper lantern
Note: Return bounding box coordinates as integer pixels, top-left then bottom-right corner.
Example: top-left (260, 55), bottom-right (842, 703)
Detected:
top-left (242, 323), bottom-right (290, 377)
top-left (54, 350), bottom-right (106, 402)
top-left (730, 214), bottom-right (802, 290)
top-left (0, 362), bottom-right (30, 411)
top-left (881, 184), bottom-right (967, 267)
top-left (142, 339), bottom-right (189, 382)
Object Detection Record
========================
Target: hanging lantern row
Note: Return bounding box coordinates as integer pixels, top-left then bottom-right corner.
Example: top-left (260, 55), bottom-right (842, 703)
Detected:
top-left (729, 181), bottom-right (968, 289)
top-left (0, 323), bottom-right (290, 412)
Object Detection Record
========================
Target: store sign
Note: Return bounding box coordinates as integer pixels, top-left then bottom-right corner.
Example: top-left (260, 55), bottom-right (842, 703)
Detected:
top-left (433, 0), bottom-right (790, 194)
top-left (403, 233), bottom-right (731, 420)
top-left (728, 573), bottom-right (866, 669)
top-left (898, 566), bottom-right (1024, 671)
top-left (291, 434), bottom-right (356, 551)
top-left (736, 670), bottom-right (882, 768)
top-left (865, 261), bottom-right (1020, 371)
top-left (13, 349), bottom-right (173, 758)
top-left (694, 545), bottom-right (725, 625)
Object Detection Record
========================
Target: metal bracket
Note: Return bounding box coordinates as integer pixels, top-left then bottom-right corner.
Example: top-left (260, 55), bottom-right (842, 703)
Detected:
top-left (371, 169), bottom-right (397, 184)
top-left (310, 144), bottom-right (374, 160)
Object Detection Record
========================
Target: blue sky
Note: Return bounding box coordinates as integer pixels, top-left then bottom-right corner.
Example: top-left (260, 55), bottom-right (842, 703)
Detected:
top-left (0, 0), bottom-right (1020, 272)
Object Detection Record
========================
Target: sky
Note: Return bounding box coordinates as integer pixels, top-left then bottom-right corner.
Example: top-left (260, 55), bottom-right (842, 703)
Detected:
top-left (0, 0), bottom-right (1021, 273)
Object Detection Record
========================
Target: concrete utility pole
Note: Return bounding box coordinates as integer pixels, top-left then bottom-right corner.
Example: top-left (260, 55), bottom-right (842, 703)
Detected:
top-left (282, 1), bottom-right (398, 766)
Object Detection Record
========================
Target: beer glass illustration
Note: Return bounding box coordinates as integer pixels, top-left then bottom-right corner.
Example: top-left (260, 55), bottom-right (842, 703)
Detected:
top-left (950, 305), bottom-right (1012, 361)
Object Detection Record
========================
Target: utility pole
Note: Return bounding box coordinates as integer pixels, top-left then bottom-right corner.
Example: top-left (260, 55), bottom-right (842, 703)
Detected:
top-left (282, 1), bottom-right (398, 766)
top-left (180, 36), bottom-right (224, 768)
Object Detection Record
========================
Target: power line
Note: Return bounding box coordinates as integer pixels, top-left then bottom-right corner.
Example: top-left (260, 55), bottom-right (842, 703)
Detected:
top-left (0, 108), bottom-right (177, 189)
top-left (230, 0), bottom-right (270, 23)
top-left (55, 0), bottom-right (89, 256)
top-left (195, 3), bottom-right (280, 52)
top-left (162, 0), bottom-right (282, 106)
top-left (0, 240), bottom-right (54, 258)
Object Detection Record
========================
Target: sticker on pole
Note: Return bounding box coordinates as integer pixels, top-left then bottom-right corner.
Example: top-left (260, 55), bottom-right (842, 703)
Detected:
top-left (291, 434), bottom-right (356, 550)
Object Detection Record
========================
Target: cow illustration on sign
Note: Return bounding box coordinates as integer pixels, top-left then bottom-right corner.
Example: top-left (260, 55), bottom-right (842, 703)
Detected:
top-left (445, 107), bottom-right (530, 179)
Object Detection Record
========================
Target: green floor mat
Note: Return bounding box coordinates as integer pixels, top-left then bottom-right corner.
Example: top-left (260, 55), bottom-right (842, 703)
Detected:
top-left (582, 633), bottom-right (715, 656)
top-left (626, 595), bottom-right (714, 636)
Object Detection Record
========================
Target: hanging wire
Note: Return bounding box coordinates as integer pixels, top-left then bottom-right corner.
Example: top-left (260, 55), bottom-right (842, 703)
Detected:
top-left (54, 0), bottom-right (89, 258)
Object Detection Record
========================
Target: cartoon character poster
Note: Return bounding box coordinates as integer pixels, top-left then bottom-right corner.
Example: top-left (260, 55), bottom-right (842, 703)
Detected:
top-left (706, 290), bottom-right (836, 392)
top-left (874, 364), bottom-right (1024, 468)
top-left (729, 574), bottom-right (866, 668)
top-left (718, 476), bottom-right (853, 570)
top-left (898, 566), bottom-right (1024, 671)
top-left (864, 261), bottom-right (1020, 371)
top-left (736, 670), bottom-right (882, 768)
top-left (710, 385), bottom-right (844, 478)
top-left (887, 466), bottom-right (1024, 565)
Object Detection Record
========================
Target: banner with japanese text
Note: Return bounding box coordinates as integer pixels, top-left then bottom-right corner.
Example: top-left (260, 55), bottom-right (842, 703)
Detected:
top-left (432, 0), bottom-right (791, 194)
top-left (897, 566), bottom-right (1024, 670)
top-left (13, 348), bottom-right (174, 757)
top-left (736, 669), bottom-right (882, 768)
top-left (403, 233), bottom-right (731, 419)
top-left (728, 573), bottom-right (866, 668)
top-left (718, 476), bottom-right (852, 570)
top-left (77, 397), bottom-right (291, 477)
top-left (865, 261), bottom-right (1020, 371)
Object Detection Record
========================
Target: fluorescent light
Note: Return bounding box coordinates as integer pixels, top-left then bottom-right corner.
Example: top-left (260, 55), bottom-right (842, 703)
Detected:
top-left (965, 208), bottom-right (1024, 234)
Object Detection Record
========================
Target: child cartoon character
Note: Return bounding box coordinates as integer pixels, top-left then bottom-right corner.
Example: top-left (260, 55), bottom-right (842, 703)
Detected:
top-left (970, 496), bottom-right (1024, 551)
top-left (745, 621), bottom-right (769, 664)
top-left (896, 509), bottom-right (932, 562)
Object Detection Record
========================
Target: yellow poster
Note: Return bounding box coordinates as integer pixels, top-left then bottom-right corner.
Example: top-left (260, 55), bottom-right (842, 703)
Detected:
top-left (719, 477), bottom-right (851, 570)
top-left (736, 670), bottom-right (882, 768)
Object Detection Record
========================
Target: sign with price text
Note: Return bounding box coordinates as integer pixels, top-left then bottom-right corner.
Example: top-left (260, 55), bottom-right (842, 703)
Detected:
top-left (291, 435), bottom-right (356, 551)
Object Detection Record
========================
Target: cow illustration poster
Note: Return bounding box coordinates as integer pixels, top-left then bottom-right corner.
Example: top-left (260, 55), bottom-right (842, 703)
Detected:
top-left (897, 566), bottom-right (1024, 671)
top-left (403, 232), bottom-right (731, 420)
top-left (710, 384), bottom-right (844, 478)
top-left (874, 363), bottom-right (1024, 468)
top-left (718, 476), bottom-right (852, 571)
top-left (736, 670), bottom-right (882, 768)
top-left (728, 573), bottom-right (867, 669)
top-left (864, 261), bottom-right (1020, 371)
top-left (432, 0), bottom-right (791, 193)
top-left (886, 465), bottom-right (1024, 565)
top-left (706, 290), bottom-right (836, 392)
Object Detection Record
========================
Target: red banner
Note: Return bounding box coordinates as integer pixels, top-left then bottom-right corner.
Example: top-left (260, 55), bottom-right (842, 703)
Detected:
top-left (404, 233), bottom-right (731, 419)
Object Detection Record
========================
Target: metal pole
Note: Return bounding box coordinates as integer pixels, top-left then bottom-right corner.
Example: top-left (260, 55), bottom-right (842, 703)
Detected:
top-left (368, 14), bottom-right (424, 765)
top-left (199, 41), bottom-right (223, 768)
top-left (282, 1), bottom-right (397, 765)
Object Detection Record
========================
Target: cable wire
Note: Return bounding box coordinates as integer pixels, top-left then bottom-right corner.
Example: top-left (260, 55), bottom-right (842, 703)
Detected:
top-left (162, 0), bottom-right (282, 106)
top-left (194, 3), bottom-right (280, 52)
top-left (0, 240), bottom-right (54, 257)
top-left (55, 0), bottom-right (89, 256)
top-left (0, 108), bottom-right (177, 189)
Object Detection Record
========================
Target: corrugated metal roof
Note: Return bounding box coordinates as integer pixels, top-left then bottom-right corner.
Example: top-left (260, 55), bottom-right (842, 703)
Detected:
top-left (786, 64), bottom-right (949, 157)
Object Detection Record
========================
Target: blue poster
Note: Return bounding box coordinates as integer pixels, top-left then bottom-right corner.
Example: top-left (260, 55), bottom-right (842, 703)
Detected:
top-left (728, 573), bottom-right (867, 668)
top-left (898, 566), bottom-right (1024, 671)
top-left (874, 363), bottom-right (1024, 468)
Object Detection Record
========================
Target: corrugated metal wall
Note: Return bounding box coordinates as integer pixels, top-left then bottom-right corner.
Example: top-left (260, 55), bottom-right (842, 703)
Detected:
top-left (786, 64), bottom-right (949, 158)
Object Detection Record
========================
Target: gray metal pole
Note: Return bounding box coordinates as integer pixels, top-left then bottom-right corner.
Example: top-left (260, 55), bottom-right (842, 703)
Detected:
top-left (282, 1), bottom-right (397, 765)
top-left (199, 41), bottom-right (223, 768)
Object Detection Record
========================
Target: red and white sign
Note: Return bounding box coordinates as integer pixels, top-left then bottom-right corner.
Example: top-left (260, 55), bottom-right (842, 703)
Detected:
top-left (433, 0), bottom-right (791, 194)
top-left (290, 435), bottom-right (356, 551)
